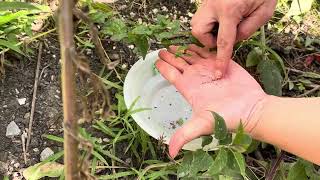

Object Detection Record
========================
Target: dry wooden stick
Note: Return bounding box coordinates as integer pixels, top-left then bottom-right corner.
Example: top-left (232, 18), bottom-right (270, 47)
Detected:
top-left (72, 8), bottom-right (111, 66)
top-left (26, 43), bottom-right (43, 151)
top-left (59, 0), bottom-right (80, 179)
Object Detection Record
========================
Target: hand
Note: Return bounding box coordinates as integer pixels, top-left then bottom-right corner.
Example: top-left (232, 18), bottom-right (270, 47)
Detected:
top-left (156, 45), bottom-right (267, 158)
top-left (191, 0), bottom-right (277, 77)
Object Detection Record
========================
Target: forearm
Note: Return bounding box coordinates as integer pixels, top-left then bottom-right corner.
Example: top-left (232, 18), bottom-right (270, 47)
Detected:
top-left (250, 95), bottom-right (320, 165)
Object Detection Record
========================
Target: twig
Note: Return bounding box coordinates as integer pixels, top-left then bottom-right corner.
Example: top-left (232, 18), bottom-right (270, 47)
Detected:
top-left (72, 8), bottom-right (111, 66)
top-left (59, 0), bottom-right (80, 179)
top-left (297, 85), bottom-right (320, 97)
top-left (26, 43), bottom-right (43, 151)
top-left (21, 131), bottom-right (28, 164)
top-left (266, 151), bottom-right (286, 180)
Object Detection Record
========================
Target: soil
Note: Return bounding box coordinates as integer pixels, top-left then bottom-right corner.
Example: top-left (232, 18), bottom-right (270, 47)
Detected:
top-left (0, 0), bottom-right (319, 179)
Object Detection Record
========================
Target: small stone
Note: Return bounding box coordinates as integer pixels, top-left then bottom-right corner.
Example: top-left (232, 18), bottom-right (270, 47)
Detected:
top-left (52, 54), bottom-right (56, 58)
top-left (17, 98), bottom-right (26, 105)
top-left (187, 12), bottom-right (194, 17)
top-left (54, 95), bottom-right (60, 99)
top-left (102, 138), bottom-right (110, 143)
top-left (110, 54), bottom-right (120, 60)
top-left (138, 18), bottom-right (142, 24)
top-left (13, 163), bottom-right (20, 168)
top-left (112, 46), bottom-right (116, 50)
top-left (24, 113), bottom-right (30, 119)
top-left (121, 64), bottom-right (127, 69)
top-left (51, 75), bottom-right (55, 81)
top-left (3, 105), bottom-right (7, 108)
top-left (128, 45), bottom-right (134, 49)
top-left (6, 121), bottom-right (21, 137)
top-left (161, 6), bottom-right (168, 12)
top-left (40, 147), bottom-right (54, 161)
top-left (15, 89), bottom-right (19, 94)
top-left (125, 158), bottom-right (132, 164)
top-left (152, 8), bottom-right (159, 14)
top-left (129, 12), bottom-right (136, 17)
top-left (56, 90), bottom-right (61, 94)
top-left (33, 148), bottom-right (39, 152)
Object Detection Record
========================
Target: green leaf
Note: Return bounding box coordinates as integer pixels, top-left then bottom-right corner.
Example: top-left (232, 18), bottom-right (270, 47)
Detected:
top-left (232, 122), bottom-right (252, 153)
top-left (245, 140), bottom-right (260, 154)
top-left (201, 135), bottom-right (213, 147)
top-left (23, 162), bottom-right (64, 180)
top-left (92, 2), bottom-right (113, 13)
top-left (0, 10), bottom-right (30, 26)
top-left (301, 72), bottom-right (320, 79)
top-left (0, 39), bottom-right (24, 55)
top-left (0, 2), bottom-right (40, 11)
top-left (219, 133), bottom-right (232, 145)
top-left (287, 0), bottom-right (314, 17)
top-left (133, 35), bottom-right (149, 59)
top-left (246, 48), bottom-right (262, 67)
top-left (218, 175), bottom-right (233, 180)
top-left (231, 150), bottom-right (246, 178)
top-left (257, 60), bottom-right (283, 96)
top-left (103, 19), bottom-right (128, 41)
top-left (212, 112), bottom-right (228, 141)
top-left (287, 160), bottom-right (308, 180)
top-left (177, 150), bottom-right (213, 178)
top-left (131, 25), bottom-right (153, 36)
top-left (207, 148), bottom-right (228, 175)
top-left (97, 171), bottom-right (136, 179)
top-left (43, 134), bottom-right (64, 143)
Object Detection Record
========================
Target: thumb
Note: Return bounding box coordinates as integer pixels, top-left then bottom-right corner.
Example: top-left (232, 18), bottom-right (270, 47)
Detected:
top-left (169, 116), bottom-right (213, 158)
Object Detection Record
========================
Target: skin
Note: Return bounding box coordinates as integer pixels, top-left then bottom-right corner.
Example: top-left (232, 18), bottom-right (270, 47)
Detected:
top-left (191, 0), bottom-right (277, 78)
top-left (156, 45), bottom-right (320, 165)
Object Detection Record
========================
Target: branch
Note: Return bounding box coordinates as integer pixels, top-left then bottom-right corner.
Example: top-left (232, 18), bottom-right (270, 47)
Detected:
top-left (72, 8), bottom-right (111, 67)
top-left (58, 0), bottom-right (80, 179)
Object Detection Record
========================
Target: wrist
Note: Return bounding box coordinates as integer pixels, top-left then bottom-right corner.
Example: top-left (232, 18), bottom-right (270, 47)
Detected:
top-left (244, 94), bottom-right (273, 136)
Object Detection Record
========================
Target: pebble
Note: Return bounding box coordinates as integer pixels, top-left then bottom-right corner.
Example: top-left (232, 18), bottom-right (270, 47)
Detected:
top-left (52, 54), bottom-right (56, 58)
top-left (128, 45), bottom-right (135, 49)
top-left (130, 12), bottom-right (136, 17)
top-left (24, 113), bottom-right (30, 119)
top-left (40, 147), bottom-right (54, 161)
top-left (112, 46), bottom-right (116, 50)
top-left (33, 148), bottom-right (39, 152)
top-left (3, 105), bottom-right (7, 108)
top-left (54, 95), bottom-right (60, 99)
top-left (161, 6), bottom-right (168, 12)
top-left (110, 53), bottom-right (120, 60)
top-left (17, 98), bottom-right (26, 105)
top-left (15, 89), bottom-right (19, 94)
top-left (121, 64), bottom-right (127, 69)
top-left (13, 163), bottom-right (20, 168)
top-left (6, 121), bottom-right (21, 137)
top-left (188, 12), bottom-right (194, 17)
top-left (102, 138), bottom-right (110, 143)
top-left (137, 18), bottom-right (142, 24)
top-left (152, 8), bottom-right (159, 14)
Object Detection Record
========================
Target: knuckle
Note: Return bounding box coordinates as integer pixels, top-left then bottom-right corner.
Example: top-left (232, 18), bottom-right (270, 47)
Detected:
top-left (217, 38), bottom-right (230, 49)
top-left (238, 28), bottom-right (251, 40)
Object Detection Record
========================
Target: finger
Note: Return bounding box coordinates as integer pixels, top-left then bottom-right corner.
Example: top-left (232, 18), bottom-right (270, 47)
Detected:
top-left (168, 45), bottom-right (202, 64)
top-left (155, 59), bottom-right (182, 84)
top-left (159, 50), bottom-right (189, 72)
top-left (169, 116), bottom-right (213, 158)
top-left (216, 17), bottom-right (238, 78)
top-left (236, 4), bottom-right (276, 41)
top-left (191, 6), bottom-right (217, 48)
top-left (187, 44), bottom-right (212, 58)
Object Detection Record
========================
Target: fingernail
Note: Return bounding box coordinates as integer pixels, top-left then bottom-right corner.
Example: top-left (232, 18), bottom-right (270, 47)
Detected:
top-left (214, 70), bottom-right (222, 79)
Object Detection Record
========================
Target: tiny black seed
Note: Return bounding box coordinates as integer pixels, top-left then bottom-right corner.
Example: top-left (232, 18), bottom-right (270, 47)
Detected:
top-left (169, 103), bottom-right (172, 106)
top-left (154, 106), bottom-right (157, 108)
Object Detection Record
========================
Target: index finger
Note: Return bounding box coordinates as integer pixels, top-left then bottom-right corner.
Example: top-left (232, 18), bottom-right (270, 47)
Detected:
top-left (215, 17), bottom-right (238, 76)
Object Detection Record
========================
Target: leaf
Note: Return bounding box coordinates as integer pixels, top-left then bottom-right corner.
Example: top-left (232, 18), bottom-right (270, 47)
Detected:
top-left (23, 162), bottom-right (64, 180)
top-left (302, 72), bottom-right (320, 79)
top-left (218, 175), bottom-right (233, 180)
top-left (287, 160), bottom-right (308, 180)
top-left (133, 35), bottom-right (149, 59)
top-left (245, 140), bottom-right (261, 154)
top-left (287, 0), bottom-right (314, 17)
top-left (43, 134), bottom-right (64, 143)
top-left (207, 148), bottom-right (228, 175)
top-left (97, 171), bottom-right (136, 179)
top-left (232, 122), bottom-right (252, 153)
top-left (103, 19), bottom-right (127, 41)
top-left (0, 2), bottom-right (40, 11)
top-left (92, 2), bottom-right (113, 13)
top-left (246, 48), bottom-right (262, 67)
top-left (0, 39), bottom-right (24, 55)
top-left (177, 150), bottom-right (213, 178)
top-left (289, 81), bottom-right (295, 90)
top-left (231, 150), bottom-right (246, 178)
top-left (219, 133), bottom-right (232, 145)
top-left (131, 25), bottom-right (153, 36)
top-left (257, 60), bottom-right (283, 96)
top-left (212, 112), bottom-right (228, 141)
top-left (201, 135), bottom-right (213, 147)
top-left (0, 10), bottom-right (30, 26)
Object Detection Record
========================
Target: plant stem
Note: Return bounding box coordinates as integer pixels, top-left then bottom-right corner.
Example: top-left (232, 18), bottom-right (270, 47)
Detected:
top-left (260, 25), bottom-right (266, 61)
top-left (58, 0), bottom-right (80, 179)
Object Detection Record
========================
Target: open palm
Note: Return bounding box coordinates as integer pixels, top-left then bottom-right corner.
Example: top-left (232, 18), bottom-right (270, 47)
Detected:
top-left (156, 45), bottom-right (266, 158)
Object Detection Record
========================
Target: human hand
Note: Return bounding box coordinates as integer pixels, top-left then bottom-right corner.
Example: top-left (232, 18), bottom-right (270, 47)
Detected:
top-left (156, 45), bottom-right (267, 158)
top-left (191, 0), bottom-right (277, 78)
